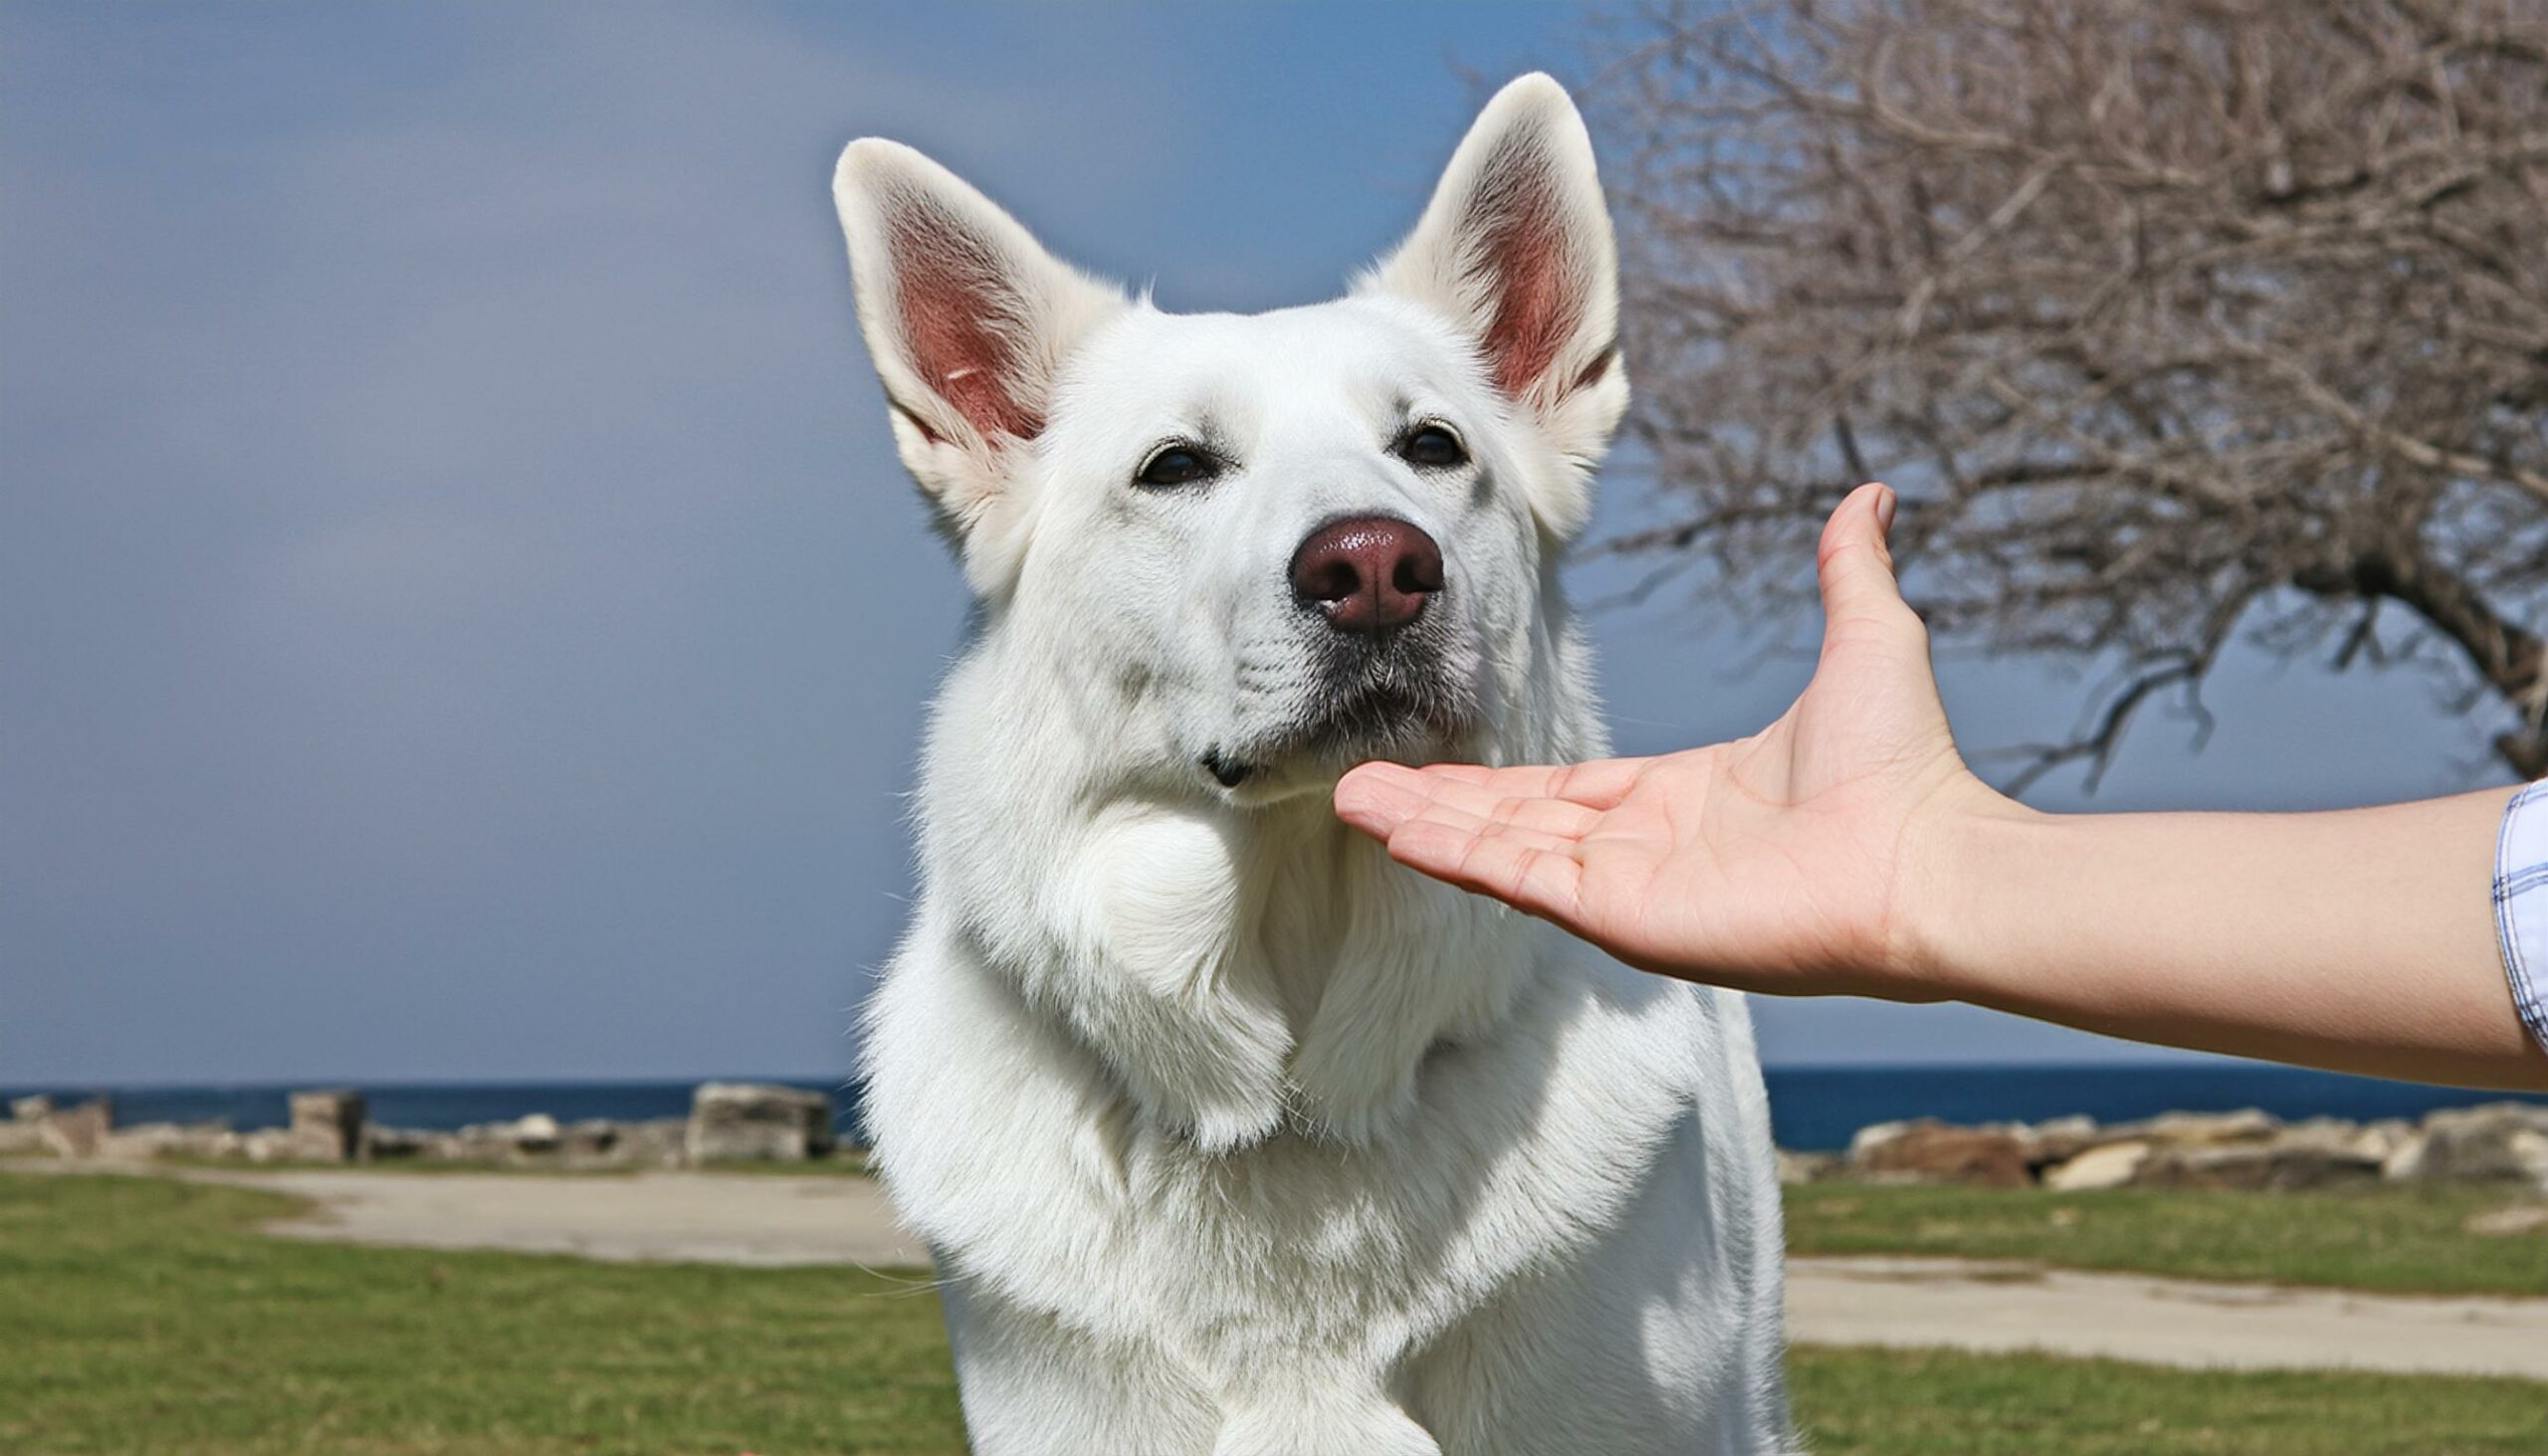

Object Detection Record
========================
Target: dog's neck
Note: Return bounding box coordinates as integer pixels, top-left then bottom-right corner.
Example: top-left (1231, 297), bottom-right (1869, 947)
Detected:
top-left (916, 628), bottom-right (1592, 1152)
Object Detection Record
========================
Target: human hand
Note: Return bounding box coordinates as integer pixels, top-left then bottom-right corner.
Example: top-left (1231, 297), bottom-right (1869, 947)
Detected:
top-left (1334, 483), bottom-right (2014, 998)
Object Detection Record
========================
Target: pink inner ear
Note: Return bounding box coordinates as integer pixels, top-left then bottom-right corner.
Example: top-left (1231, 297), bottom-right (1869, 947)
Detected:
top-left (1466, 138), bottom-right (1580, 400)
top-left (890, 198), bottom-right (1043, 443)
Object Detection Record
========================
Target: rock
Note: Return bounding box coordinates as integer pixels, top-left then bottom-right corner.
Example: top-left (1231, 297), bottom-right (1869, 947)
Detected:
top-left (2275, 1117), bottom-right (2363, 1151)
top-left (439, 1125), bottom-right (517, 1161)
top-left (687, 1083), bottom-right (836, 1163)
top-left (0, 1122), bottom-right (44, 1154)
top-left (561, 1120), bottom-right (620, 1159)
top-left (1846, 1120), bottom-right (1917, 1160)
top-left (2350, 1118), bottom-right (2416, 1163)
top-left (2128, 1108), bottom-right (2280, 1147)
top-left (10, 1095), bottom-right (55, 1124)
top-left (287, 1090), bottom-right (366, 1163)
top-left (2133, 1141), bottom-right (2381, 1192)
top-left (40, 1099), bottom-right (113, 1158)
top-left (2043, 1140), bottom-right (2151, 1191)
top-left (614, 1118), bottom-right (689, 1168)
top-left (2016, 1115), bottom-right (2100, 1166)
top-left (508, 1113), bottom-right (562, 1153)
top-left (101, 1121), bottom-right (231, 1160)
top-left (240, 1128), bottom-right (298, 1163)
top-left (2384, 1104), bottom-right (2548, 1187)
top-left (362, 1126), bottom-right (437, 1160)
top-left (1850, 1120), bottom-right (2032, 1187)
top-left (1777, 1150), bottom-right (1839, 1185)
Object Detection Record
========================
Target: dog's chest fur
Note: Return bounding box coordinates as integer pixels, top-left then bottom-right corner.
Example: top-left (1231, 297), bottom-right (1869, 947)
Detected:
top-left (865, 806), bottom-right (1733, 1421)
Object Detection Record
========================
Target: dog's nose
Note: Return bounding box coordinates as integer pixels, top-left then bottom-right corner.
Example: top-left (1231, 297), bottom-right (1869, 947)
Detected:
top-left (1289, 516), bottom-right (1444, 634)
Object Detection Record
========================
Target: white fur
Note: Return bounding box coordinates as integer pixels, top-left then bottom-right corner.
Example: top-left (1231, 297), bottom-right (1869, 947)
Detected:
top-left (834, 74), bottom-right (1792, 1454)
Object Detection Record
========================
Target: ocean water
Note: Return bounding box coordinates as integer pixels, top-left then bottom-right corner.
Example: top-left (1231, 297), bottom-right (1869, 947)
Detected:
top-left (12, 1063), bottom-right (2547, 1152)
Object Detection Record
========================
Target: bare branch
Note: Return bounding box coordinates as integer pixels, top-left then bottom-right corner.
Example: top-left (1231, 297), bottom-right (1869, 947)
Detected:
top-left (1591, 0), bottom-right (2548, 787)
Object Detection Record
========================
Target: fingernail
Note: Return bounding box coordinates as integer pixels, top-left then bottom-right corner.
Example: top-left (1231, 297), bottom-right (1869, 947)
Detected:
top-left (1873, 485), bottom-right (1898, 536)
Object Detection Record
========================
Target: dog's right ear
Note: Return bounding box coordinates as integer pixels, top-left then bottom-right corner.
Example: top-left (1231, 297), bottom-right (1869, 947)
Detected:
top-left (833, 140), bottom-right (1126, 588)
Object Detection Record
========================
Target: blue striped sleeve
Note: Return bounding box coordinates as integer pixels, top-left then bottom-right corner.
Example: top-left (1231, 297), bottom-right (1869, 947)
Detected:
top-left (2497, 779), bottom-right (2548, 1058)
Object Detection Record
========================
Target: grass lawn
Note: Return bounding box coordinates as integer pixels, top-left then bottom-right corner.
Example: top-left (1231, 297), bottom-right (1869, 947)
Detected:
top-left (1786, 1180), bottom-right (2548, 1297)
top-left (6, 1170), bottom-right (2546, 1454)
top-left (1786, 1347), bottom-right (2548, 1453)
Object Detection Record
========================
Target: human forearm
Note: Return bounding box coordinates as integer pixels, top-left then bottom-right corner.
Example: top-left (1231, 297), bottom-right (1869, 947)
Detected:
top-left (1913, 787), bottom-right (2548, 1089)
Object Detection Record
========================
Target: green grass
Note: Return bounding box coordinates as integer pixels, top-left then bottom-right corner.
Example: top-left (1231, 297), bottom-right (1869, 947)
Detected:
top-left (1786, 1181), bottom-right (2548, 1297)
top-left (6, 1170), bottom-right (2545, 1454)
top-left (0, 1173), bottom-right (960, 1454)
top-left (1788, 1346), bottom-right (2548, 1453)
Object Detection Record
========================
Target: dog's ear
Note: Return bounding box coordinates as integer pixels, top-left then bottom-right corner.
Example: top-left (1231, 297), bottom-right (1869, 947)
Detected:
top-left (833, 139), bottom-right (1126, 588)
top-left (1365, 74), bottom-right (1625, 538)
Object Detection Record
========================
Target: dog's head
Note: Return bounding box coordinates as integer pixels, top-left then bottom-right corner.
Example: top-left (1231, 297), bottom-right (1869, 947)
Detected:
top-left (834, 76), bottom-right (1623, 804)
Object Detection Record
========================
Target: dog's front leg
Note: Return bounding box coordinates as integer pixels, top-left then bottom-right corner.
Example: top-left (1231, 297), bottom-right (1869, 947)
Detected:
top-left (1043, 805), bottom-right (1293, 1152)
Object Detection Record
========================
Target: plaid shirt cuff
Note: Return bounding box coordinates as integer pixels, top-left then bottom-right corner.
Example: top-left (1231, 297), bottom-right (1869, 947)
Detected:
top-left (2497, 780), bottom-right (2548, 1059)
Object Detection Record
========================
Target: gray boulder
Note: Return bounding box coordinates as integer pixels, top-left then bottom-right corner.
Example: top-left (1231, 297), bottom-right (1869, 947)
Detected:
top-left (40, 1099), bottom-right (113, 1158)
top-left (2042, 1140), bottom-right (2151, 1191)
top-left (2015, 1115), bottom-right (2101, 1167)
top-left (1849, 1119), bottom-right (2032, 1187)
top-left (686, 1083), bottom-right (836, 1163)
top-left (1777, 1150), bottom-right (1840, 1185)
top-left (615, 1118), bottom-right (689, 1168)
top-left (2133, 1141), bottom-right (2382, 1192)
top-left (287, 1090), bottom-right (366, 1163)
top-left (507, 1113), bottom-right (563, 1154)
top-left (362, 1125), bottom-right (437, 1160)
top-left (2384, 1104), bottom-right (2548, 1187)
top-left (102, 1121), bottom-right (232, 1160)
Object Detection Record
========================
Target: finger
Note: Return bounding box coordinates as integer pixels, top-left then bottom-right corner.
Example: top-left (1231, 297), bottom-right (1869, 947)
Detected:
top-left (1412, 755), bottom-right (1650, 811)
top-left (1383, 815), bottom-right (1586, 924)
top-left (1335, 761), bottom-right (1440, 837)
top-left (1345, 766), bottom-right (1603, 841)
top-left (1814, 482), bottom-right (1918, 636)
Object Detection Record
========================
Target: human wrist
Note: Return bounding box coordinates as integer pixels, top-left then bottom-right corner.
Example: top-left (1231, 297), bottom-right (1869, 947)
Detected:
top-left (1887, 774), bottom-right (2048, 1003)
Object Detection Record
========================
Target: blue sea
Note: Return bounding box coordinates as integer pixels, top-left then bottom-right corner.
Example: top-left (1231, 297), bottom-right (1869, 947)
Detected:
top-left (13, 1064), bottom-right (2548, 1152)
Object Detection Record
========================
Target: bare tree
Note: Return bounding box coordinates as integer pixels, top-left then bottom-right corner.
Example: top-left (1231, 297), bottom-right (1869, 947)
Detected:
top-left (1589, 0), bottom-right (2548, 790)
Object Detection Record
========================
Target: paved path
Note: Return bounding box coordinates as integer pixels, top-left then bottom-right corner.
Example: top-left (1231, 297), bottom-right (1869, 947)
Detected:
top-left (227, 1167), bottom-right (934, 1268)
top-left (1788, 1255), bottom-right (2548, 1381)
top-left (20, 1163), bottom-right (2548, 1380)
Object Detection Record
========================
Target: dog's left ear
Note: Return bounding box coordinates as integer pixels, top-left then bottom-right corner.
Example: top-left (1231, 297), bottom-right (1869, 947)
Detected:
top-left (1365, 74), bottom-right (1624, 539)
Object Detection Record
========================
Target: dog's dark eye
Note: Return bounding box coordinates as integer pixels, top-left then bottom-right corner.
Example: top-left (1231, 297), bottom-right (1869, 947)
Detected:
top-left (1399, 424), bottom-right (1467, 469)
top-left (1136, 444), bottom-right (1218, 488)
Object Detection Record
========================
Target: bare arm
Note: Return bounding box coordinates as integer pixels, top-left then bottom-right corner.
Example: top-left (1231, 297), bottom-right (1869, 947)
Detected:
top-left (1922, 787), bottom-right (2534, 1088)
top-left (1335, 483), bottom-right (2548, 1091)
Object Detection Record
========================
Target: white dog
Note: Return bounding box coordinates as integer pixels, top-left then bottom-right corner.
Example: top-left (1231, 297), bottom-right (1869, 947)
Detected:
top-left (833, 75), bottom-right (1791, 1455)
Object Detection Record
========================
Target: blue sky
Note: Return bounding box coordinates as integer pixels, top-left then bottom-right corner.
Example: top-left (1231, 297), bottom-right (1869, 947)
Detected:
top-left (2, 2), bottom-right (2516, 1087)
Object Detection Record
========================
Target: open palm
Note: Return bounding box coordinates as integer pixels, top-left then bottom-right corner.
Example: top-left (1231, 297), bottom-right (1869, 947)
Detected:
top-left (1335, 484), bottom-right (1997, 997)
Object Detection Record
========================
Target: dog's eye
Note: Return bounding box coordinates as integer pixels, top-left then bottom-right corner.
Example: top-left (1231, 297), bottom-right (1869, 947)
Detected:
top-left (1399, 424), bottom-right (1467, 469)
top-left (1136, 444), bottom-right (1218, 488)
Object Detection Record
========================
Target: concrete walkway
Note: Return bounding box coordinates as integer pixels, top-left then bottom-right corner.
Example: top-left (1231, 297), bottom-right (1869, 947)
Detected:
top-left (21, 1162), bottom-right (2548, 1380)
top-left (1787, 1255), bottom-right (2548, 1381)
top-left (222, 1166), bottom-right (934, 1268)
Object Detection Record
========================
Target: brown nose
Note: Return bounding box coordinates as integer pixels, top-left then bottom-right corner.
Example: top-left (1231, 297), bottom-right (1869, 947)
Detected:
top-left (1289, 516), bottom-right (1444, 633)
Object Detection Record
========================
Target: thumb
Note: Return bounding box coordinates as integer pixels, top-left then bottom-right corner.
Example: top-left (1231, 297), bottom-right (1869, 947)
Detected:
top-left (1814, 482), bottom-right (1913, 633)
